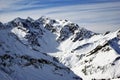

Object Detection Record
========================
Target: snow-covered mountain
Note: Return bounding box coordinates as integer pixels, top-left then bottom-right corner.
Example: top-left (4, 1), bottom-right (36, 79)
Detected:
top-left (0, 16), bottom-right (120, 80)
top-left (55, 30), bottom-right (120, 80)
top-left (0, 17), bottom-right (82, 80)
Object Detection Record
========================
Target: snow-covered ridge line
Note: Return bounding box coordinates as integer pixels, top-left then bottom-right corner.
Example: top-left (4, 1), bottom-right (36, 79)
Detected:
top-left (0, 16), bottom-right (120, 80)
top-left (0, 16), bottom-right (83, 80)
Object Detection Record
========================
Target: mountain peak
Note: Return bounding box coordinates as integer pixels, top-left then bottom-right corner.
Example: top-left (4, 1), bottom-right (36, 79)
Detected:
top-left (0, 16), bottom-right (120, 80)
top-left (0, 16), bottom-right (82, 80)
top-left (13, 17), bottom-right (24, 22)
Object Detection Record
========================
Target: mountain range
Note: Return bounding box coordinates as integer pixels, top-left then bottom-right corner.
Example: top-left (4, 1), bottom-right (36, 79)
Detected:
top-left (0, 16), bottom-right (120, 80)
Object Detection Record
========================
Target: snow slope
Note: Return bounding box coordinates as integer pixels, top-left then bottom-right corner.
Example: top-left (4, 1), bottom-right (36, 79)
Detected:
top-left (0, 17), bottom-right (82, 80)
top-left (52, 28), bottom-right (120, 80)
top-left (0, 16), bottom-right (120, 80)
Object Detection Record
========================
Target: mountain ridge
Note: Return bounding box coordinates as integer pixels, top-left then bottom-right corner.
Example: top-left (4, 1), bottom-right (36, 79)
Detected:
top-left (0, 17), bottom-right (82, 80)
top-left (0, 16), bottom-right (120, 80)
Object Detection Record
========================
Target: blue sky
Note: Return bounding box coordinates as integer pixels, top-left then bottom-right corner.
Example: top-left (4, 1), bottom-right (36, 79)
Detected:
top-left (0, 0), bottom-right (120, 32)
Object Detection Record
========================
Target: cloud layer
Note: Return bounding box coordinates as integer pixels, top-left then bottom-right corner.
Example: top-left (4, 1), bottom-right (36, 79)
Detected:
top-left (0, 0), bottom-right (120, 33)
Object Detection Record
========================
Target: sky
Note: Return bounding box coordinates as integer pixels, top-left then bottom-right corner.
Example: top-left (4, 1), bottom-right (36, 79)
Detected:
top-left (0, 0), bottom-right (120, 33)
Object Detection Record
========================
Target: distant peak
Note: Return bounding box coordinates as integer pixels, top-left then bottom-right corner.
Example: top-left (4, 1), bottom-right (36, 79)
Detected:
top-left (27, 17), bottom-right (34, 22)
top-left (14, 17), bottom-right (22, 20)
top-left (12, 17), bottom-right (24, 23)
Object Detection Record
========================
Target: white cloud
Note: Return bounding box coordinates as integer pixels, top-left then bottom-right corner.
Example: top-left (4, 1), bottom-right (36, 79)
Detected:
top-left (0, 1), bottom-right (120, 33)
top-left (0, 0), bottom-right (21, 10)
